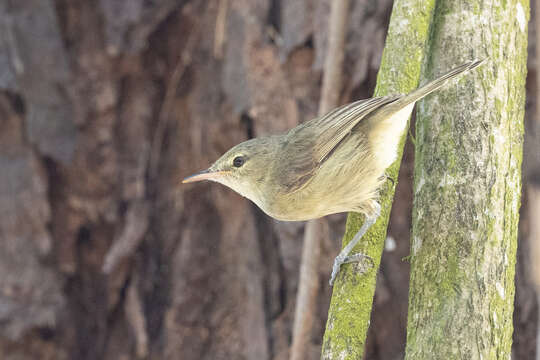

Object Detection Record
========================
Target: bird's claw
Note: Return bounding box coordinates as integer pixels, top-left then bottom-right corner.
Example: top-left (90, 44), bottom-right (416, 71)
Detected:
top-left (329, 253), bottom-right (373, 286)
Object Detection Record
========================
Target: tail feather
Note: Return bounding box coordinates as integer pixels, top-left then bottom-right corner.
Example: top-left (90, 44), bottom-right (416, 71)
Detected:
top-left (370, 59), bottom-right (486, 122)
top-left (366, 59), bottom-right (485, 171)
top-left (397, 59), bottom-right (485, 107)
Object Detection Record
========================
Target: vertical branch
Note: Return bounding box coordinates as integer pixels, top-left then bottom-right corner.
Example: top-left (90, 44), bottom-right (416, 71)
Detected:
top-left (290, 1), bottom-right (350, 359)
top-left (291, 220), bottom-right (323, 360)
top-left (318, 0), bottom-right (350, 116)
top-left (321, 1), bottom-right (436, 358)
top-left (532, 1), bottom-right (540, 357)
top-left (531, 186), bottom-right (540, 360)
top-left (213, 0), bottom-right (228, 59)
top-left (405, 0), bottom-right (528, 358)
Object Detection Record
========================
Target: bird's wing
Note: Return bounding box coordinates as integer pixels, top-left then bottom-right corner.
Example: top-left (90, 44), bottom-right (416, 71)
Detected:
top-left (278, 95), bottom-right (400, 192)
top-left (309, 96), bottom-right (399, 163)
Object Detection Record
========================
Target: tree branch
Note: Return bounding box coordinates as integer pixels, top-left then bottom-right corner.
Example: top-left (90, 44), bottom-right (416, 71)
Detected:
top-left (532, 0), bottom-right (540, 358)
top-left (321, 1), bottom-right (437, 358)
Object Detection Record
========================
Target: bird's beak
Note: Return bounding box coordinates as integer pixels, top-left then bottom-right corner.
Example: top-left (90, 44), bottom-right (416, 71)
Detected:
top-left (182, 169), bottom-right (228, 183)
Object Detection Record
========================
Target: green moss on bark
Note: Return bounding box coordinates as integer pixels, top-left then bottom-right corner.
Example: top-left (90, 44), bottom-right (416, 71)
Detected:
top-left (405, 1), bottom-right (528, 359)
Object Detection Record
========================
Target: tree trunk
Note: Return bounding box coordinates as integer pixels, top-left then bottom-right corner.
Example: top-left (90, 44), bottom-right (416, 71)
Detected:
top-left (321, 0), bottom-right (436, 358)
top-left (405, 1), bottom-right (529, 359)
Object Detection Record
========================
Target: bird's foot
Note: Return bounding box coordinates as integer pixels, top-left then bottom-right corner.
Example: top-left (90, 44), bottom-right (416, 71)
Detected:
top-left (384, 173), bottom-right (396, 186)
top-left (329, 207), bottom-right (378, 286)
top-left (329, 253), bottom-right (373, 286)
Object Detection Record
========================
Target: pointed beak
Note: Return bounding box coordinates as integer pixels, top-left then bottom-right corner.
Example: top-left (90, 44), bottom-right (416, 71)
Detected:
top-left (182, 169), bottom-right (228, 183)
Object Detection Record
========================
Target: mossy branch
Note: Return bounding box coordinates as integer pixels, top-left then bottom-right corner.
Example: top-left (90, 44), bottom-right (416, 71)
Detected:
top-left (321, 1), bottom-right (436, 359)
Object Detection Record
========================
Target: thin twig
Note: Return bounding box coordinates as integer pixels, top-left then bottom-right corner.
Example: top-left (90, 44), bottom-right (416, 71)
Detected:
top-left (102, 201), bottom-right (149, 274)
top-left (290, 1), bottom-right (350, 359)
top-left (530, 185), bottom-right (540, 360)
top-left (318, 0), bottom-right (350, 116)
top-left (125, 274), bottom-right (149, 359)
top-left (213, 0), bottom-right (228, 59)
top-left (291, 219), bottom-right (323, 360)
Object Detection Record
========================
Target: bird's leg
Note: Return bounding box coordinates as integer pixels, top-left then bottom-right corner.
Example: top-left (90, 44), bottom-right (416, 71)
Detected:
top-left (329, 203), bottom-right (380, 285)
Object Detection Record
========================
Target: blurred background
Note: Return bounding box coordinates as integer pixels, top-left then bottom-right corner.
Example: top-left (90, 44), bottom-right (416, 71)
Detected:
top-left (0, 0), bottom-right (539, 359)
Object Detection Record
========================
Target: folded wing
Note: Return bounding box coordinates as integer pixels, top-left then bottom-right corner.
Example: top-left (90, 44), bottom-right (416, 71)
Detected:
top-left (276, 95), bottom-right (399, 192)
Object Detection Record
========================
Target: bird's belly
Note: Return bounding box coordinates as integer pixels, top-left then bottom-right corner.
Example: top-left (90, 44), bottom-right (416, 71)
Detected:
top-left (262, 206), bottom-right (328, 222)
top-left (260, 188), bottom-right (354, 222)
top-left (263, 165), bottom-right (384, 221)
top-left (256, 194), bottom-right (328, 221)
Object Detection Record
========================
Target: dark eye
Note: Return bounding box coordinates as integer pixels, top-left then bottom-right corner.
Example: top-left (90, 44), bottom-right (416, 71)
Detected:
top-left (233, 156), bottom-right (245, 168)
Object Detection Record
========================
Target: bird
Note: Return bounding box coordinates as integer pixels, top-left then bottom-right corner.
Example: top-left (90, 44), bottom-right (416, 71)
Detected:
top-left (183, 59), bottom-right (485, 285)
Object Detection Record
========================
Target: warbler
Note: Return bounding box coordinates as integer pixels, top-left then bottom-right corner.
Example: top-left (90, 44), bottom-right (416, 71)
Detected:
top-left (183, 60), bottom-right (484, 285)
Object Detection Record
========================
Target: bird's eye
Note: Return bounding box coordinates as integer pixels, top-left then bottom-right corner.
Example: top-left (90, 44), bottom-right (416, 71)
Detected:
top-left (233, 156), bottom-right (245, 168)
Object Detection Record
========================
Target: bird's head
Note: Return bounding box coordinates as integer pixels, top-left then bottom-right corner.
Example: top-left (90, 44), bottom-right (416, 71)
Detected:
top-left (183, 137), bottom-right (278, 204)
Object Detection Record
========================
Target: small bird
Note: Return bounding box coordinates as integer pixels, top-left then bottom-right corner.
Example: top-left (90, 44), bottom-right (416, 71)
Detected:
top-left (183, 60), bottom-right (484, 285)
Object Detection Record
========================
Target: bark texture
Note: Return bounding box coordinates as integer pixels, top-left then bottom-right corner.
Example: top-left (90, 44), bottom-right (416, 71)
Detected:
top-left (405, 1), bottom-right (529, 359)
top-left (321, 0), bottom-right (436, 359)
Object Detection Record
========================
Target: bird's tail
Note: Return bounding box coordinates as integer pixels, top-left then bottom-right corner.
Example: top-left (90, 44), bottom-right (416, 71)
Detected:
top-left (366, 59), bottom-right (485, 171)
top-left (393, 59), bottom-right (485, 109)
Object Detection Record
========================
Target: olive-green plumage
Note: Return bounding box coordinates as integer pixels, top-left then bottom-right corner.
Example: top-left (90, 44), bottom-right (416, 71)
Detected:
top-left (184, 60), bottom-right (484, 222)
